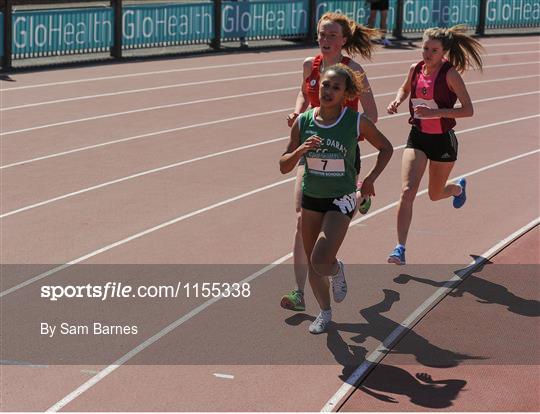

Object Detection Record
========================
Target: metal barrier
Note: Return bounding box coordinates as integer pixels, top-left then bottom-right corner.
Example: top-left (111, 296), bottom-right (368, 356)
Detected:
top-left (1, 0), bottom-right (538, 69)
top-left (0, 12), bottom-right (4, 59)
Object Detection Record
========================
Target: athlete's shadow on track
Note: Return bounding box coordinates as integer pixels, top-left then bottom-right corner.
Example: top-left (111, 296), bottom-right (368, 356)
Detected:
top-left (358, 366), bottom-right (466, 408)
top-left (394, 256), bottom-right (540, 317)
top-left (285, 289), bottom-right (482, 368)
top-left (326, 331), bottom-right (466, 408)
top-left (336, 289), bottom-right (483, 368)
top-left (285, 289), bottom-right (473, 408)
top-left (326, 290), bottom-right (469, 408)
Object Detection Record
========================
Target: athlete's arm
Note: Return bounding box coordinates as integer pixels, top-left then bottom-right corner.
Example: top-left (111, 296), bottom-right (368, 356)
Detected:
top-left (279, 118), bottom-right (321, 174)
top-left (358, 114), bottom-right (393, 196)
top-left (387, 63), bottom-right (415, 114)
top-left (441, 68), bottom-right (474, 118)
top-left (287, 58), bottom-right (313, 127)
top-left (349, 60), bottom-right (377, 123)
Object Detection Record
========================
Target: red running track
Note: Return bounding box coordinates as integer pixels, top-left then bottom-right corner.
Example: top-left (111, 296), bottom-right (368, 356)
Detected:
top-left (0, 36), bottom-right (538, 411)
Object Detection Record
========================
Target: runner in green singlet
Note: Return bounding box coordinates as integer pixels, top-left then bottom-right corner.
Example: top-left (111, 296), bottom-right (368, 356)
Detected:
top-left (280, 64), bottom-right (393, 334)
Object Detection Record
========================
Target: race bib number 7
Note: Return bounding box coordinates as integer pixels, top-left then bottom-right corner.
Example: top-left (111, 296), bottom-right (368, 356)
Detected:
top-left (306, 155), bottom-right (345, 176)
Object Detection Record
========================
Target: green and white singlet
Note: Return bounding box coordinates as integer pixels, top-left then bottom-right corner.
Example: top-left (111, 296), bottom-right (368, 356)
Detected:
top-left (299, 107), bottom-right (360, 198)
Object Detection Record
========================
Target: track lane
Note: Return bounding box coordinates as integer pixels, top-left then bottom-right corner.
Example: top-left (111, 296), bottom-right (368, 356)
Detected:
top-left (1, 38), bottom-right (536, 91)
top-left (1, 78), bottom-right (537, 214)
top-left (1, 36), bottom-right (538, 412)
top-left (1, 101), bottom-right (537, 271)
top-left (1, 56), bottom-right (537, 164)
top-left (339, 226), bottom-right (539, 412)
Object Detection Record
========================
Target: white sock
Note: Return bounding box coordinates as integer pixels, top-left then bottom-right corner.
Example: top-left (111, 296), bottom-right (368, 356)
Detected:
top-left (320, 309), bottom-right (332, 320)
top-left (455, 185), bottom-right (463, 196)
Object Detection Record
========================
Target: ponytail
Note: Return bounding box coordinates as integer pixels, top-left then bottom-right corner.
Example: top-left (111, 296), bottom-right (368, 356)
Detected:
top-left (346, 23), bottom-right (380, 60)
top-left (318, 12), bottom-right (379, 60)
top-left (424, 25), bottom-right (484, 73)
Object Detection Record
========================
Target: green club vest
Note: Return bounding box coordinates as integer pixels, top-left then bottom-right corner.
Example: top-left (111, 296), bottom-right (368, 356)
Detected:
top-left (299, 107), bottom-right (360, 198)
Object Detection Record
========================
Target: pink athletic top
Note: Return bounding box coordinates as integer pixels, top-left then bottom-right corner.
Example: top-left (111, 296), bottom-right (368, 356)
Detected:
top-left (409, 60), bottom-right (457, 134)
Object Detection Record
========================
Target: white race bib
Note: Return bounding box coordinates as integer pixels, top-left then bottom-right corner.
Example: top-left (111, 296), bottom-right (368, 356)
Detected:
top-left (306, 156), bottom-right (345, 175)
top-left (411, 98), bottom-right (439, 119)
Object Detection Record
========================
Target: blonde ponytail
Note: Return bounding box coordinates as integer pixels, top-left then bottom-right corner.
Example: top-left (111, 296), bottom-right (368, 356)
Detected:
top-left (424, 25), bottom-right (484, 73)
top-left (318, 12), bottom-right (379, 60)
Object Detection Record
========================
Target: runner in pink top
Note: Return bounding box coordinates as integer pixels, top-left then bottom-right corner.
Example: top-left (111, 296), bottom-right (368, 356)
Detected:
top-left (385, 25), bottom-right (484, 265)
top-left (411, 59), bottom-right (456, 134)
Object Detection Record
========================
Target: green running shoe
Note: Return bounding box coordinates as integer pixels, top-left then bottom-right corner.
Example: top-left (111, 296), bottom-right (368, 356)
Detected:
top-left (280, 289), bottom-right (305, 311)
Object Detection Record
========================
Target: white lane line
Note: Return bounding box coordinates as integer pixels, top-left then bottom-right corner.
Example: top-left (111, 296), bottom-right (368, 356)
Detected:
top-left (3, 58), bottom-right (305, 91)
top-left (349, 148), bottom-right (540, 228)
top-left (480, 60), bottom-right (540, 69)
top-left (0, 178), bottom-right (296, 298)
top-left (0, 360), bottom-right (48, 368)
top-left (473, 90), bottom-right (539, 104)
top-left (0, 108), bottom-right (294, 169)
top-left (477, 41), bottom-right (539, 47)
top-left (3, 41), bottom-right (537, 91)
top-left (487, 51), bottom-right (540, 57)
top-left (2, 66), bottom-right (538, 136)
top-left (0, 136), bottom-right (289, 218)
top-left (1, 116), bottom-right (537, 291)
top-left (4, 69), bottom-right (538, 112)
top-left (45, 149), bottom-right (539, 412)
top-left (462, 74), bottom-right (539, 85)
top-left (213, 373), bottom-right (235, 379)
top-left (1, 77), bottom-right (537, 168)
top-left (1, 104), bottom-right (537, 223)
top-left (1, 109), bottom-right (537, 219)
top-left (0, 87), bottom-right (298, 137)
top-left (0, 73), bottom-right (403, 112)
top-left (0, 71), bottom-right (301, 111)
top-left (322, 216), bottom-right (540, 412)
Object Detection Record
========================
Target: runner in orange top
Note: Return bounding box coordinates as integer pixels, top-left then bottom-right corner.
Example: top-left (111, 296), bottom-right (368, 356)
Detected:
top-left (281, 12), bottom-right (379, 313)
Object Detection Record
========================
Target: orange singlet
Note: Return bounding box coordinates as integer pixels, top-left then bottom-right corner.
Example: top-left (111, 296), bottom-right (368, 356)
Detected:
top-left (305, 54), bottom-right (359, 110)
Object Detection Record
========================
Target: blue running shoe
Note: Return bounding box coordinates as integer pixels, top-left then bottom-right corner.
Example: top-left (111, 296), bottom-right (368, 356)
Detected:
top-left (453, 178), bottom-right (467, 208)
top-left (387, 245), bottom-right (406, 265)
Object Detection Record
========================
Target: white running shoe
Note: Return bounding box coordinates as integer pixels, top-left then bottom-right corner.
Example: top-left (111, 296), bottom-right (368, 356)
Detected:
top-left (331, 260), bottom-right (347, 303)
top-left (309, 310), bottom-right (332, 334)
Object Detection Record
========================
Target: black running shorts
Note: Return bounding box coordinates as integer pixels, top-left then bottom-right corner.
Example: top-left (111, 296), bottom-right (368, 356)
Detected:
top-left (406, 127), bottom-right (458, 162)
top-left (302, 193), bottom-right (356, 218)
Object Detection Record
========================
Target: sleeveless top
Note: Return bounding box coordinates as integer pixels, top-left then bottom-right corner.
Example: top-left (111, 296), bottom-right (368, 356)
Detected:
top-left (305, 54), bottom-right (359, 110)
top-left (409, 60), bottom-right (457, 134)
top-left (299, 107), bottom-right (360, 198)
